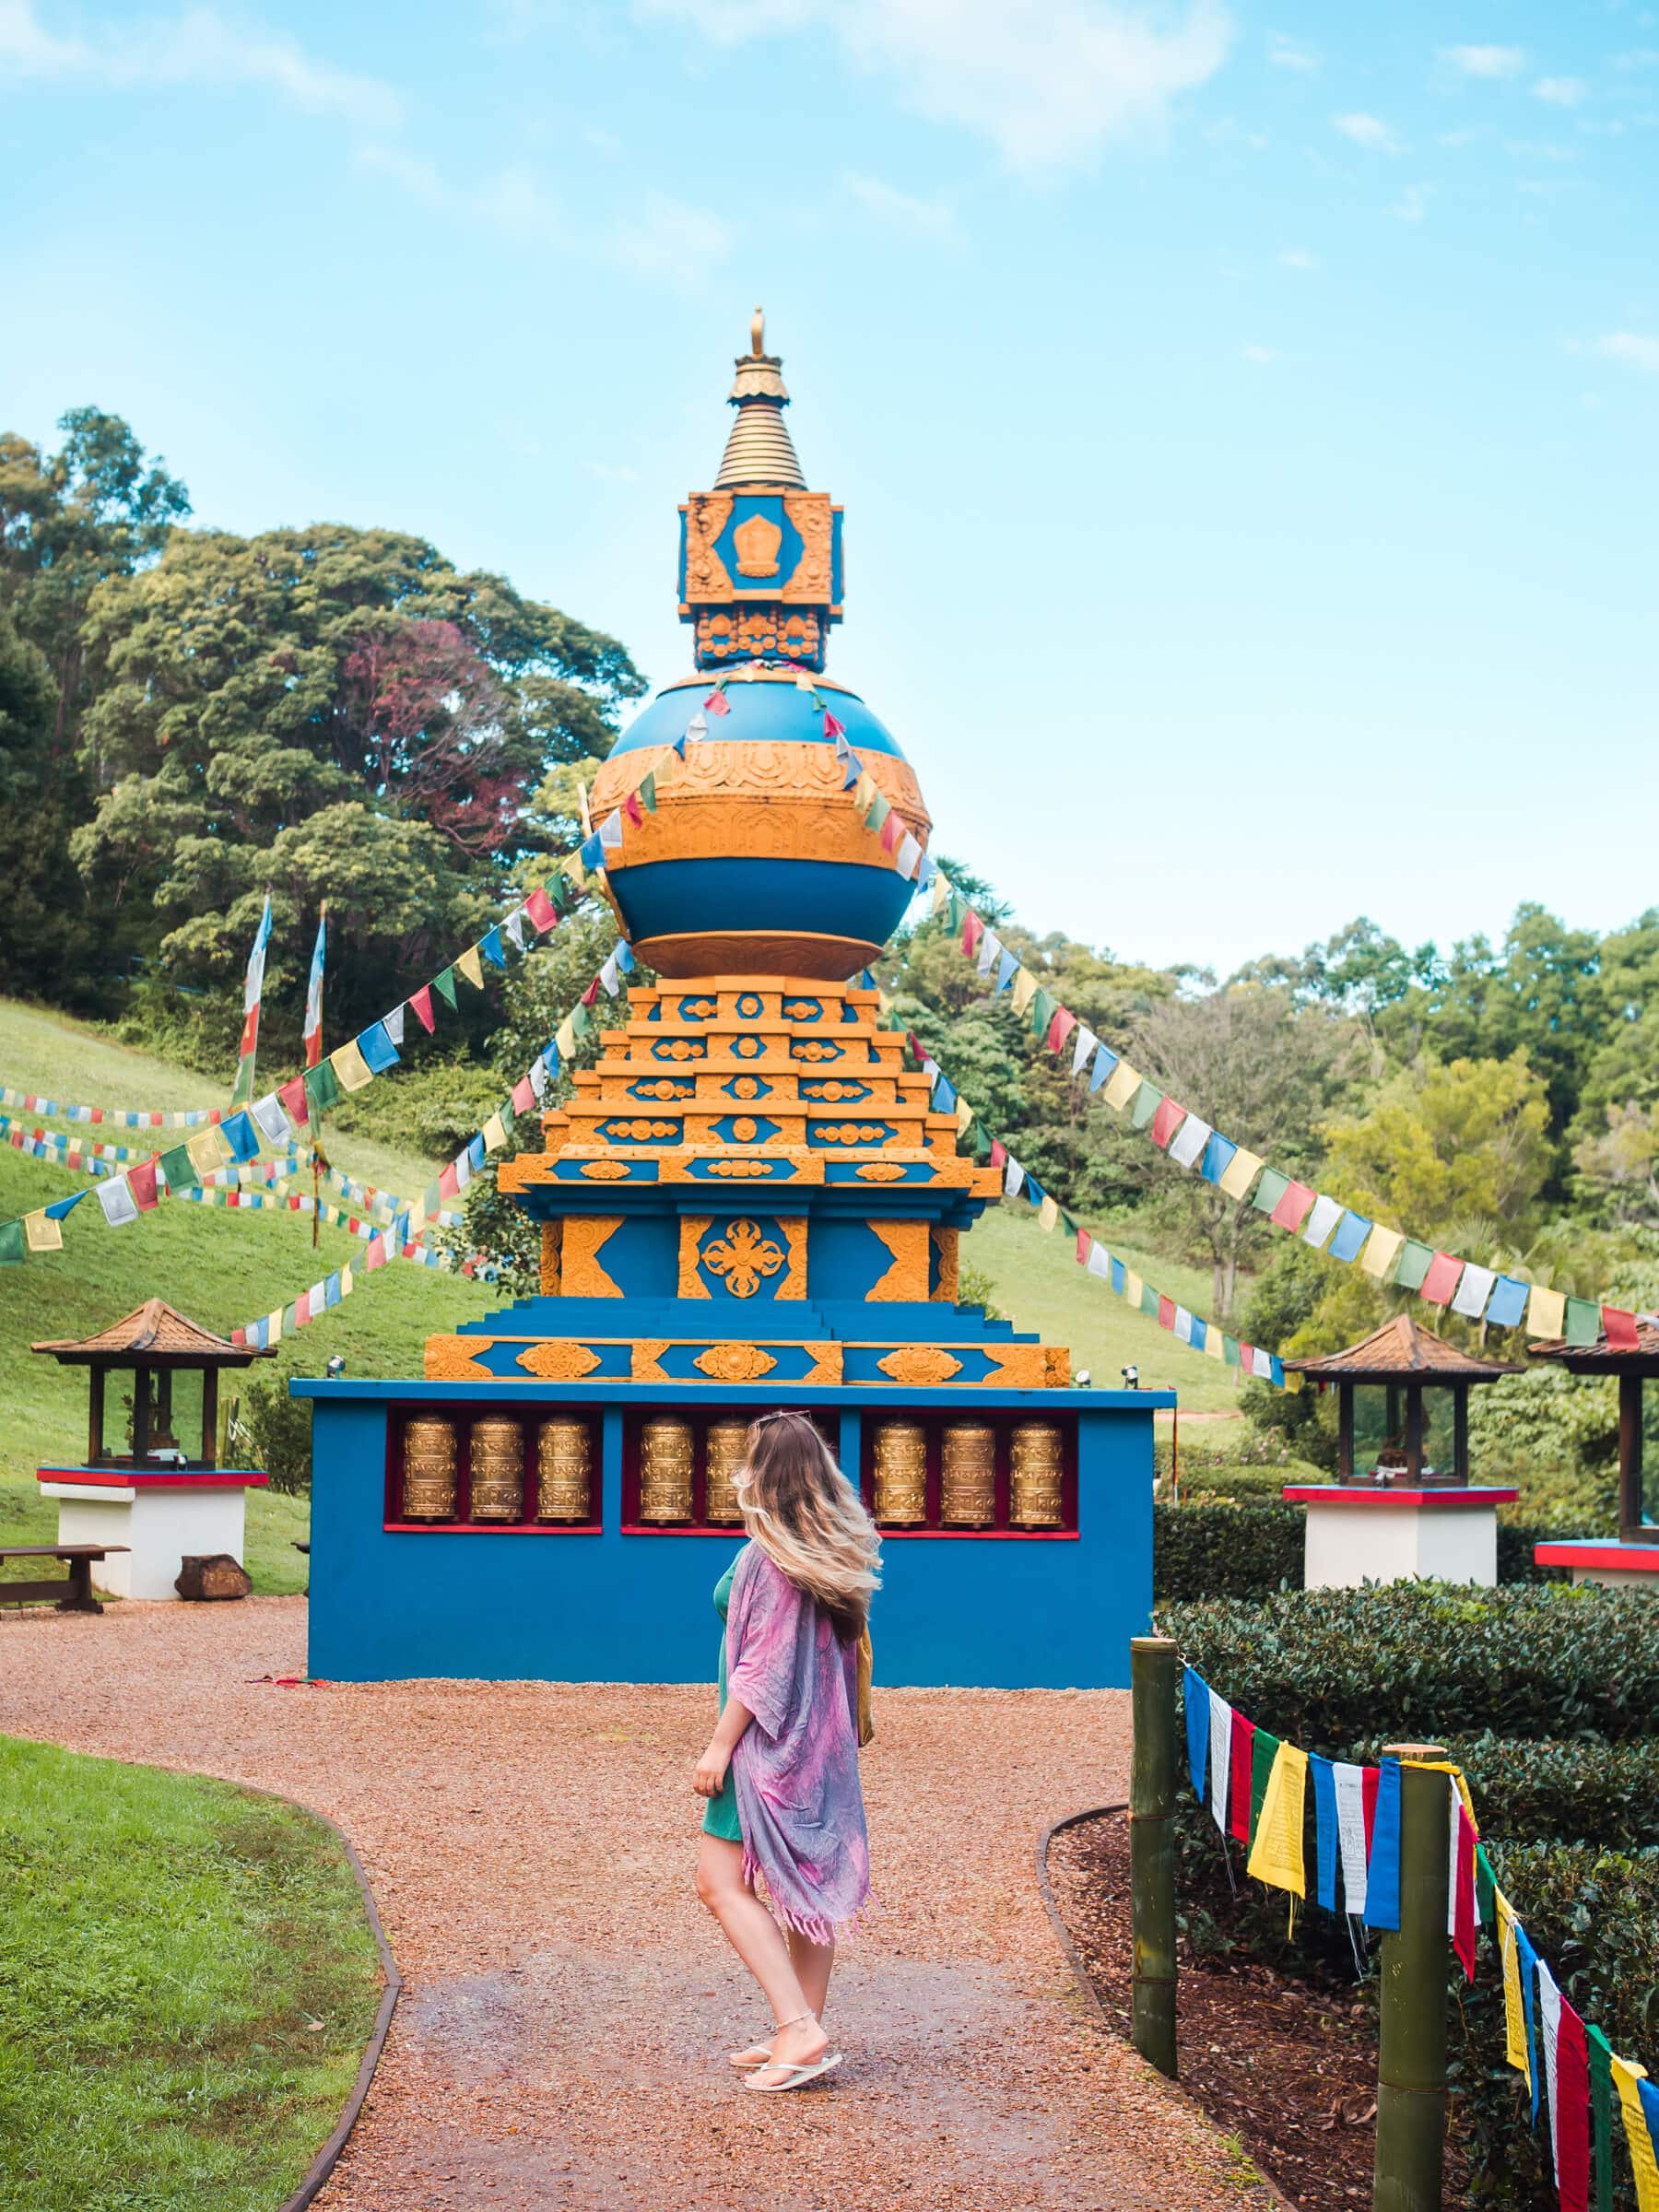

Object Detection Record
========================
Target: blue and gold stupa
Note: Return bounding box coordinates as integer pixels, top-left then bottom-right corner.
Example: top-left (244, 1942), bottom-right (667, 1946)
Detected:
top-left (297, 315), bottom-right (1165, 1690)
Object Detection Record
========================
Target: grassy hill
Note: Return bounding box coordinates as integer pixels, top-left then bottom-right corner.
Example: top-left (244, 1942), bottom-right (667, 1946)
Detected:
top-left (0, 999), bottom-right (1244, 1597)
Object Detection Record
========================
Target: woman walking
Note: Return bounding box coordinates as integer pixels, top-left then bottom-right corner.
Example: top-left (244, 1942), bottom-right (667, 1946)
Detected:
top-left (693, 1411), bottom-right (879, 2092)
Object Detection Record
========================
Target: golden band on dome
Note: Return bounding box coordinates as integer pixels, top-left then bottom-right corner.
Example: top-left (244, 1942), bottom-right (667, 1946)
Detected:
top-left (631, 929), bottom-right (885, 982)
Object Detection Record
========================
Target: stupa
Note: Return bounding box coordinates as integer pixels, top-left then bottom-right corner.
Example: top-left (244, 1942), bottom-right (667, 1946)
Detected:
top-left (299, 316), bottom-right (1167, 1687)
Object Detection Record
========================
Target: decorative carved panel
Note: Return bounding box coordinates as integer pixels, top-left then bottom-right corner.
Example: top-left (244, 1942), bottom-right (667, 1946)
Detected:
top-left (693, 1343), bottom-right (778, 1382)
top-left (876, 1346), bottom-right (963, 1386)
top-left (562, 1216), bottom-right (624, 1299)
top-left (516, 1342), bottom-right (603, 1381)
top-left (866, 1218), bottom-right (930, 1302)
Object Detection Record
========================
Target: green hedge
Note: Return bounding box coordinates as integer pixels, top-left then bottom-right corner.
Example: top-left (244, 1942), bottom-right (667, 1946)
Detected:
top-left (1165, 1584), bottom-right (1659, 1749)
top-left (1169, 1464), bottom-right (1302, 1500)
top-left (1497, 1522), bottom-right (1571, 1586)
top-left (1154, 1501), bottom-right (1304, 1602)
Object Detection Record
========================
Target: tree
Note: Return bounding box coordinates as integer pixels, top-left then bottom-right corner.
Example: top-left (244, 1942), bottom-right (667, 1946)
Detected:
top-left (1318, 1053), bottom-right (1554, 1243)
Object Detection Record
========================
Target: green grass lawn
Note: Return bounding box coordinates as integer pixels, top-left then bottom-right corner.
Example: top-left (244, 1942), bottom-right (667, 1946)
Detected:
top-left (971, 1206), bottom-right (1249, 1416)
top-left (0, 1735), bottom-right (384, 2212)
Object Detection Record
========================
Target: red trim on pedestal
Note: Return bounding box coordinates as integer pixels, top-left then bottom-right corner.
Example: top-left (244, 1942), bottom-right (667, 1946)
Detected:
top-left (1281, 1486), bottom-right (1517, 1507)
top-left (1533, 1540), bottom-right (1659, 1572)
top-left (37, 1465), bottom-right (270, 1490)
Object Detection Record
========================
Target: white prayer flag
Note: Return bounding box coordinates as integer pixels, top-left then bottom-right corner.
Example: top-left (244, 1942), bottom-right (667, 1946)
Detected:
top-left (895, 832), bottom-right (922, 879)
top-left (1004, 1160), bottom-right (1025, 1199)
top-left (529, 1058), bottom-right (549, 1100)
top-left (1071, 1025), bottom-right (1097, 1077)
top-left (502, 909), bottom-right (528, 951)
top-left (383, 1003), bottom-right (406, 1047)
top-left (977, 928), bottom-right (1001, 977)
top-left (97, 1176), bottom-right (138, 1228)
top-left (1453, 1263), bottom-right (1497, 1320)
top-left (1251, 1346), bottom-right (1274, 1378)
top-left (598, 951), bottom-right (621, 996)
top-left (686, 712), bottom-right (708, 741)
top-left (1207, 1690), bottom-right (1232, 1835)
top-left (599, 809), bottom-right (624, 851)
top-left (1087, 1245), bottom-right (1112, 1280)
top-left (1168, 1114), bottom-right (1212, 1171)
top-left (454, 1151), bottom-right (472, 1192)
top-left (250, 1093), bottom-right (293, 1148)
top-left (1333, 1761), bottom-right (1368, 1915)
top-left (1301, 1193), bottom-right (1344, 1250)
top-left (1537, 1960), bottom-right (1562, 2184)
top-left (1174, 1306), bottom-right (1194, 1345)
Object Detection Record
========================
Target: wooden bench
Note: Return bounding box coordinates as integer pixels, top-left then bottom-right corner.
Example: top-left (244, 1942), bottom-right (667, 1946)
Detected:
top-left (0, 1544), bottom-right (130, 1615)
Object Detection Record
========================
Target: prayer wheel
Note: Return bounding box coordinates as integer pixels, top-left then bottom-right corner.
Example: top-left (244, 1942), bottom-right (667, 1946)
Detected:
top-left (940, 1421), bottom-right (995, 1526)
top-left (468, 1417), bottom-right (524, 1522)
top-left (535, 1418), bottom-right (593, 1523)
top-left (874, 1419), bottom-right (927, 1525)
top-left (1010, 1420), bottom-right (1064, 1528)
top-left (639, 1416), bottom-right (694, 1523)
top-left (401, 1416), bottom-right (457, 1522)
top-left (703, 1419), bottom-right (748, 1525)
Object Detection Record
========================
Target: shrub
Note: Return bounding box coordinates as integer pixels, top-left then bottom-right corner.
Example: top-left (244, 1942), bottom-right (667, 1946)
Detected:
top-left (1154, 1502), bottom-right (1304, 1602)
top-left (1497, 1522), bottom-right (1571, 1585)
top-left (233, 1375), bottom-right (313, 1496)
top-left (1163, 1461), bottom-right (1324, 1500)
top-left (1339, 1734), bottom-right (1659, 1854)
top-left (1164, 1583), bottom-right (1659, 1748)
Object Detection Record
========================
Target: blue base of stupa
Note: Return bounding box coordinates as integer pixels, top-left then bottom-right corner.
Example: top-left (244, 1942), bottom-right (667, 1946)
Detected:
top-left (296, 1379), bottom-right (1166, 1688)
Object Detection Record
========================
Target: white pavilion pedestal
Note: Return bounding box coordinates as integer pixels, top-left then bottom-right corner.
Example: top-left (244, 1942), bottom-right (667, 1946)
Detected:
top-left (1284, 1484), bottom-right (1518, 1590)
top-left (1531, 1537), bottom-right (1659, 1591)
top-left (38, 1465), bottom-right (267, 1599)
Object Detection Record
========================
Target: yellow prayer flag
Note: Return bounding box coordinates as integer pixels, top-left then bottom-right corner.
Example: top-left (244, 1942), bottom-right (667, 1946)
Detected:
top-left (1124, 1270), bottom-right (1144, 1306)
top-left (1101, 1058), bottom-right (1140, 1113)
top-left (1247, 1741), bottom-right (1309, 1896)
top-left (187, 1126), bottom-right (231, 1178)
top-left (482, 1111), bottom-right (507, 1153)
top-left (1038, 1194), bottom-right (1059, 1232)
top-left (1283, 1370), bottom-right (1304, 1394)
top-left (23, 1210), bottom-right (62, 1252)
top-left (1613, 2056), bottom-right (1659, 2212)
top-left (1360, 1224), bottom-right (1406, 1280)
top-left (266, 1309), bottom-right (283, 1347)
top-left (1010, 968), bottom-right (1038, 1016)
top-left (955, 1098), bottom-right (974, 1136)
top-left (339, 1266), bottom-right (354, 1299)
top-left (1218, 1145), bottom-right (1263, 1200)
top-left (1205, 1325), bottom-right (1227, 1360)
top-left (1527, 1283), bottom-right (1567, 1338)
top-left (1497, 1900), bottom-right (1532, 2088)
top-left (456, 945), bottom-right (486, 991)
top-left (930, 872), bottom-right (950, 918)
top-left (331, 1040), bottom-right (374, 1094)
top-left (854, 771), bottom-right (877, 811)
top-left (555, 1017), bottom-right (577, 1058)
top-left (407, 1197), bottom-right (429, 1234)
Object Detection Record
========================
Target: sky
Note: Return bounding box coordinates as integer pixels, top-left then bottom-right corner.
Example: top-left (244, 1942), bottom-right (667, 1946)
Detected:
top-left (3, 0), bottom-right (1655, 977)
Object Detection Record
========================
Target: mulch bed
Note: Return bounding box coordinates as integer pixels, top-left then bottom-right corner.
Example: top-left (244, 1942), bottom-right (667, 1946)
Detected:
top-left (1048, 1810), bottom-right (1413, 2210)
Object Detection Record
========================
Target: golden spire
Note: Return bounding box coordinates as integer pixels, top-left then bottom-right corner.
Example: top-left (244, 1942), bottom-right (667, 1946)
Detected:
top-left (714, 304), bottom-right (805, 489)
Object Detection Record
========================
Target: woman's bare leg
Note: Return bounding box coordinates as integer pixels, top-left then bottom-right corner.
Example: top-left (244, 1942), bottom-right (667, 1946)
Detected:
top-left (787, 1927), bottom-right (835, 2018)
top-left (696, 1837), bottom-right (828, 2069)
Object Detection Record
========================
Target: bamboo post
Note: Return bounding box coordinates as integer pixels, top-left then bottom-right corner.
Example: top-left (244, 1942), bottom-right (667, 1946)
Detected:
top-left (1129, 1634), bottom-right (1178, 2078)
top-left (1373, 1745), bottom-right (1450, 2212)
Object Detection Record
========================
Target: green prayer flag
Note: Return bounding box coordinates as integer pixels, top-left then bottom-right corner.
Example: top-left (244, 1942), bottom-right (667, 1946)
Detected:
top-left (1130, 1079), bottom-right (1163, 1131)
top-left (638, 771), bottom-right (657, 813)
top-left (1566, 1296), bottom-right (1602, 1347)
top-left (282, 1301), bottom-right (300, 1332)
top-left (1139, 1281), bottom-right (1159, 1318)
top-left (1250, 1728), bottom-right (1281, 1844)
top-left (303, 1060), bottom-right (342, 1120)
top-left (1060, 1209), bottom-right (1077, 1236)
top-left (1474, 1843), bottom-right (1498, 1945)
top-left (1029, 987), bottom-right (1056, 1041)
top-left (571, 1000), bottom-right (593, 1041)
top-left (0, 1218), bottom-right (25, 1266)
top-left (432, 967), bottom-right (459, 1011)
top-left (1587, 2022), bottom-right (1615, 2212)
top-left (1223, 1334), bottom-right (1241, 1368)
top-left (946, 890), bottom-right (965, 932)
top-left (865, 790), bottom-right (891, 831)
top-left (158, 1142), bottom-right (194, 1191)
top-left (422, 1180), bottom-right (442, 1215)
top-left (1393, 1239), bottom-right (1435, 1292)
top-left (1252, 1166), bottom-right (1291, 1215)
top-left (971, 1123), bottom-right (993, 1162)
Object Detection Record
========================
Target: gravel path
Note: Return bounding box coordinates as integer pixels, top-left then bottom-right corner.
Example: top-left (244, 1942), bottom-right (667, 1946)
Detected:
top-left (1, 1598), bottom-right (1274, 2212)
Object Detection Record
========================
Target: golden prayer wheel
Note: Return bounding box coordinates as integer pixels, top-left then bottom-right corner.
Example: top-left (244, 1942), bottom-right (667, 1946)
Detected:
top-left (874, 1419), bottom-right (927, 1525)
top-left (468, 1417), bottom-right (524, 1522)
top-left (1010, 1421), bottom-right (1065, 1528)
top-left (703, 1419), bottom-right (749, 1525)
top-left (401, 1416), bottom-right (457, 1522)
top-left (941, 1421), bottom-right (996, 1526)
top-left (535, 1418), bottom-right (593, 1523)
top-left (639, 1416), bottom-right (694, 1524)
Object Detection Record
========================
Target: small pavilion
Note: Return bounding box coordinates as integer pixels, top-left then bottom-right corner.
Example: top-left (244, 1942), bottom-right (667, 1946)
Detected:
top-left (32, 1300), bottom-right (270, 1600)
top-left (1529, 1318), bottom-right (1659, 1588)
top-left (1280, 1313), bottom-right (1519, 1588)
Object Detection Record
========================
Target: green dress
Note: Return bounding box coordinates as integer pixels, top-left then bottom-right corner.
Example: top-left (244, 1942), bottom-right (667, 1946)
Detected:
top-left (701, 1559), bottom-right (744, 1842)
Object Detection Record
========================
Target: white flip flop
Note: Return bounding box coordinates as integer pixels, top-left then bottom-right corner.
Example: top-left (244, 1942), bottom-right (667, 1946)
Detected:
top-left (743, 2050), bottom-right (843, 2093)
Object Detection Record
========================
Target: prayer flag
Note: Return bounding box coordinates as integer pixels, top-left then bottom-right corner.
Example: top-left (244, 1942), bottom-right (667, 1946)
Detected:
top-left (1089, 1041), bottom-right (1118, 1091)
top-left (1139, 1280), bottom-right (1159, 1318)
top-left (1527, 1284), bottom-right (1567, 1338)
top-left (0, 1218), bottom-right (25, 1265)
top-left (1566, 1296), bottom-right (1602, 1346)
top-left (1102, 1058), bottom-right (1140, 1112)
top-left (97, 1175), bottom-right (138, 1228)
top-left (895, 832), bottom-right (922, 879)
top-left (1333, 1760), bottom-right (1369, 1915)
top-left (230, 891), bottom-right (273, 1106)
top-left (1129, 1079), bottom-right (1162, 1131)
top-left (1149, 1095), bottom-right (1185, 1149)
top-left (302, 907), bottom-right (327, 1068)
top-left (1088, 1244), bottom-right (1112, 1281)
top-left (1174, 1306), bottom-right (1194, 1345)
top-left (1540, 1961), bottom-right (1564, 2181)
top-left (1071, 1024), bottom-right (1097, 1077)
top-left (22, 1210), bottom-right (62, 1253)
top-left (408, 984), bottom-right (436, 1034)
top-left (1329, 1209), bottom-right (1372, 1264)
top-left (1249, 1727), bottom-right (1280, 1844)
top-left (158, 1141), bottom-right (194, 1192)
top-left (456, 946), bottom-right (486, 991)
top-left (1157, 1293), bottom-right (1175, 1330)
top-left (1612, 2058), bottom-right (1659, 2212)
top-left (1207, 1688), bottom-right (1232, 1835)
top-left (250, 1092), bottom-right (293, 1149)
top-left (1419, 1250), bottom-right (1464, 1306)
top-left (524, 888), bottom-right (557, 933)
top-left (330, 1041), bottom-right (373, 1094)
top-left (1557, 1998), bottom-right (1591, 2212)
top-left (1449, 1785), bottom-right (1477, 1979)
top-left (1516, 1923), bottom-right (1543, 2124)
top-left (1169, 1113), bottom-right (1211, 1170)
top-left (1361, 1224), bottom-right (1406, 1280)
top-left (599, 808), bottom-right (624, 851)
top-left (1270, 1180), bottom-right (1317, 1233)
top-left (501, 909), bottom-right (527, 952)
top-left (432, 967), bottom-right (459, 1011)
top-left (188, 1125), bottom-right (232, 1179)
top-left (304, 1060), bottom-right (342, 1121)
top-left (1364, 1760), bottom-right (1403, 1931)
top-left (1247, 1741), bottom-right (1308, 1899)
top-left (358, 1020), bottom-right (399, 1076)
top-left (1453, 1262), bottom-right (1497, 1320)
top-left (1218, 1147), bottom-right (1264, 1202)
top-left (1010, 966), bottom-right (1037, 1016)
top-left (482, 1111), bottom-right (507, 1153)
top-left (1253, 1167), bottom-right (1291, 1217)
top-left (1200, 1131), bottom-right (1237, 1183)
top-left (221, 1110), bottom-right (258, 1162)
top-left (1604, 1305), bottom-right (1641, 1352)
top-left (1393, 1240), bottom-right (1435, 1292)
top-left (1228, 1711), bottom-right (1255, 1844)
top-left (1586, 2026), bottom-right (1614, 2212)
top-left (1038, 1194), bottom-right (1059, 1232)
top-left (1301, 1193), bottom-right (1343, 1250)
top-left (1499, 1898), bottom-right (1533, 2090)
top-left (1183, 1668), bottom-right (1210, 1799)
top-left (1310, 1754), bottom-right (1338, 1912)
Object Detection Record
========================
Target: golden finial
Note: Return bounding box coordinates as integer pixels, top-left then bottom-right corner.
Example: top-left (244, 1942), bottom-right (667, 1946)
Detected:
top-left (750, 305), bottom-right (765, 358)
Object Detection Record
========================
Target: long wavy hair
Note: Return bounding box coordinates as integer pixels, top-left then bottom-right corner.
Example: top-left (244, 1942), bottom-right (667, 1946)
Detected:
top-left (733, 1412), bottom-right (881, 1642)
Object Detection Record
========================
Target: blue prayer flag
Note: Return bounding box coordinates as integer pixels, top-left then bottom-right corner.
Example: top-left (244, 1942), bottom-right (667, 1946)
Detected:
top-left (466, 1133), bottom-right (487, 1171)
top-left (617, 941), bottom-right (636, 973)
top-left (1269, 1357), bottom-right (1285, 1387)
top-left (324, 1272), bottom-right (342, 1308)
top-left (1329, 1209), bottom-right (1372, 1265)
top-left (933, 1078), bottom-right (956, 1114)
top-left (1364, 1760), bottom-right (1403, 1932)
top-left (1089, 1043), bottom-right (1119, 1092)
top-left (1111, 1257), bottom-right (1126, 1295)
top-left (223, 1110), bottom-right (260, 1163)
top-left (1637, 2077), bottom-right (1659, 2175)
top-left (1183, 1667), bottom-right (1210, 1800)
top-left (996, 949), bottom-right (1018, 994)
top-left (480, 925), bottom-right (506, 968)
top-left (1199, 1131), bottom-right (1237, 1183)
top-left (45, 1192), bottom-right (85, 1220)
top-left (1191, 1316), bottom-right (1207, 1352)
top-left (1485, 1274), bottom-right (1530, 1330)
top-left (1311, 1754), bottom-right (1338, 1912)
top-left (1515, 1924), bottom-right (1542, 2124)
top-left (580, 833), bottom-right (605, 871)
top-left (391, 1211), bottom-right (410, 1248)
top-left (357, 1020), bottom-right (400, 1075)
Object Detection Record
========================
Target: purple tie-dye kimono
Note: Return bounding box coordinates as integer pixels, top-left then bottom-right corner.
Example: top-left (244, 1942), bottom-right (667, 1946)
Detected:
top-left (725, 1540), bottom-right (870, 1944)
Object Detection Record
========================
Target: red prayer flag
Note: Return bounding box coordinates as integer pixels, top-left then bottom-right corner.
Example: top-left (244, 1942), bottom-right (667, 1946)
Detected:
top-left (1149, 1095), bottom-right (1185, 1149)
top-left (1452, 1801), bottom-right (1477, 1982)
top-left (582, 978), bottom-right (600, 1007)
top-left (1238, 1341), bottom-right (1255, 1369)
top-left (823, 710), bottom-right (845, 740)
top-left (295, 1291), bottom-right (311, 1327)
top-left (438, 1162), bottom-right (460, 1198)
top-left (1158, 1294), bottom-right (1176, 1331)
top-left (1270, 1179), bottom-right (1317, 1232)
top-left (1229, 1713), bottom-right (1255, 1844)
top-left (1047, 1007), bottom-right (1078, 1056)
top-left (703, 688), bottom-right (730, 715)
top-left (89, 1107), bottom-right (103, 1124)
top-left (1419, 1250), bottom-right (1464, 1306)
top-left (1077, 1228), bottom-right (1092, 1264)
top-left (1555, 1998), bottom-right (1591, 2212)
top-left (524, 888), bottom-right (558, 933)
top-left (128, 1158), bottom-right (159, 1211)
top-left (879, 811), bottom-right (903, 853)
top-left (988, 1138), bottom-right (1006, 1169)
top-left (278, 1075), bottom-right (310, 1127)
top-left (624, 790), bottom-right (643, 827)
top-left (409, 984), bottom-right (436, 1033)
top-left (961, 912), bottom-right (983, 959)
top-left (1362, 1765), bottom-right (1380, 1853)
top-left (230, 1327), bottom-right (245, 1347)
top-left (366, 1235), bottom-right (386, 1272)
top-left (511, 1076), bottom-right (535, 1112)
top-left (1603, 1304), bottom-right (1641, 1351)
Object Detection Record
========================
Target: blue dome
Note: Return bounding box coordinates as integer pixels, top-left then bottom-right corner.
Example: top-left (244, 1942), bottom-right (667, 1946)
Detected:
top-left (610, 674), bottom-right (909, 760)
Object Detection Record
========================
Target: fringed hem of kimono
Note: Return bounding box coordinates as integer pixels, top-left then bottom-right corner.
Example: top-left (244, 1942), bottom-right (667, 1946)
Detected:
top-left (740, 1849), bottom-right (878, 1947)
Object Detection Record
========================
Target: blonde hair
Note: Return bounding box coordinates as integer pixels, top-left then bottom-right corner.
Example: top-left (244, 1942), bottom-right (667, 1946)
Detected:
top-left (733, 1412), bottom-right (881, 1641)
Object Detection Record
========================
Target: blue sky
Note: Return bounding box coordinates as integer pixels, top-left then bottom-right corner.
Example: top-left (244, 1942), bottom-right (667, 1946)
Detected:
top-left (3, 0), bottom-right (1655, 975)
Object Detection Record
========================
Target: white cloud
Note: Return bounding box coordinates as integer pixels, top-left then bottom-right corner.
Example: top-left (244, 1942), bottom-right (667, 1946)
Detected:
top-left (1594, 332), bottom-right (1659, 374)
top-left (1533, 76), bottom-right (1588, 107)
top-left (1278, 246), bottom-right (1318, 270)
top-left (1393, 181), bottom-right (1432, 222)
top-left (843, 170), bottom-right (959, 241)
top-left (585, 460), bottom-right (641, 482)
top-left (614, 191), bottom-right (732, 282)
top-left (1334, 111), bottom-right (1401, 152)
top-left (0, 0), bottom-right (402, 129)
top-left (1267, 29), bottom-right (1317, 72)
top-left (1440, 43), bottom-right (1525, 80)
top-left (355, 143), bottom-right (444, 202)
top-left (1241, 343), bottom-right (1276, 364)
top-left (638, 0), bottom-right (1234, 172)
